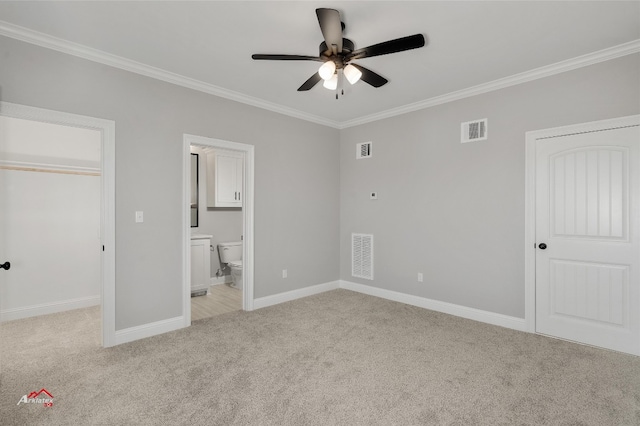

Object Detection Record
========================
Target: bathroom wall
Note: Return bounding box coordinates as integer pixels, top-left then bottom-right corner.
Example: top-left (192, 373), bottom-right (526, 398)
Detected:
top-left (0, 116), bottom-right (101, 320)
top-left (190, 145), bottom-right (243, 282)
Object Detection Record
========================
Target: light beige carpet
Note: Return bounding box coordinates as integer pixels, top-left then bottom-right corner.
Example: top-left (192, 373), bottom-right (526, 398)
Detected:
top-left (1, 289), bottom-right (639, 425)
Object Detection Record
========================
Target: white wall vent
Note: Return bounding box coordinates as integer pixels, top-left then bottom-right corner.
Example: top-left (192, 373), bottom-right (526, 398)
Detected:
top-left (356, 142), bottom-right (372, 159)
top-left (352, 233), bottom-right (374, 280)
top-left (461, 118), bottom-right (488, 143)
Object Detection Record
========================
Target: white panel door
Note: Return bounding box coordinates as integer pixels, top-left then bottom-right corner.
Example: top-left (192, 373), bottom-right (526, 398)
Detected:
top-left (535, 124), bottom-right (639, 354)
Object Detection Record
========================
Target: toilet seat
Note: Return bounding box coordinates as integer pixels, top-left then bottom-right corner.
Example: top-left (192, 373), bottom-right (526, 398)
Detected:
top-left (228, 260), bottom-right (242, 268)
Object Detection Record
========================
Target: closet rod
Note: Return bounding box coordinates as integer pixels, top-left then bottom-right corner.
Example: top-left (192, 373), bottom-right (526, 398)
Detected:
top-left (0, 165), bottom-right (100, 176)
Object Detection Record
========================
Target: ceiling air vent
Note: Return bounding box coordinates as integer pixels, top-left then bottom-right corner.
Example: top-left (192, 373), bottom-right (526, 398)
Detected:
top-left (356, 142), bottom-right (372, 159)
top-left (461, 118), bottom-right (488, 143)
top-left (352, 233), bottom-right (374, 280)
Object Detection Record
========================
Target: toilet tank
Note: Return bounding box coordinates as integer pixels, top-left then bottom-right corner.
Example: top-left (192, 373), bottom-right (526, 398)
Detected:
top-left (218, 241), bottom-right (242, 263)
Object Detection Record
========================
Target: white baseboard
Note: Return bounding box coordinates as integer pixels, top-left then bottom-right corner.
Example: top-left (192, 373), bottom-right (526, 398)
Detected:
top-left (339, 280), bottom-right (527, 332)
top-left (114, 316), bottom-right (186, 346)
top-left (104, 279), bottom-right (525, 346)
top-left (210, 276), bottom-right (232, 286)
top-left (0, 295), bottom-right (100, 322)
top-left (253, 280), bottom-right (340, 310)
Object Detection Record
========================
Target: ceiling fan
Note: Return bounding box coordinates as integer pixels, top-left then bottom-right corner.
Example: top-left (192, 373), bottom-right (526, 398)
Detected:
top-left (251, 8), bottom-right (425, 97)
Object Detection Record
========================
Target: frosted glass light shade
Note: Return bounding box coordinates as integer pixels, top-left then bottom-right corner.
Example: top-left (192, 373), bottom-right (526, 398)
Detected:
top-left (323, 73), bottom-right (338, 90)
top-left (318, 61), bottom-right (336, 80)
top-left (344, 64), bottom-right (362, 85)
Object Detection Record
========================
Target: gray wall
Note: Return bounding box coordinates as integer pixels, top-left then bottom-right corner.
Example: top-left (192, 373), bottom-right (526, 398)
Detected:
top-left (2, 34), bottom-right (638, 330)
top-left (339, 54), bottom-right (640, 318)
top-left (0, 36), bottom-right (340, 330)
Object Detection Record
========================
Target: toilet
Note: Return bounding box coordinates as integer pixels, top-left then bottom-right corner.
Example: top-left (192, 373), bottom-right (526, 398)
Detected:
top-left (218, 241), bottom-right (242, 288)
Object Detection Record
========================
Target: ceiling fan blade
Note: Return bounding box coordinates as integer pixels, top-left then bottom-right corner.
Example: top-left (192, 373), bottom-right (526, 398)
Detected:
top-left (346, 34), bottom-right (425, 61)
top-left (316, 8), bottom-right (343, 54)
top-left (252, 54), bottom-right (323, 62)
top-left (297, 73), bottom-right (322, 91)
top-left (349, 64), bottom-right (388, 88)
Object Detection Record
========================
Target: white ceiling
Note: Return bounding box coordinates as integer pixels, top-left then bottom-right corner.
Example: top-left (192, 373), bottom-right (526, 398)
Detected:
top-left (0, 1), bottom-right (638, 127)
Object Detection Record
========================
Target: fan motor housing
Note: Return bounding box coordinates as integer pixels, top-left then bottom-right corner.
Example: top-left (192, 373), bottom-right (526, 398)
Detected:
top-left (319, 38), bottom-right (355, 62)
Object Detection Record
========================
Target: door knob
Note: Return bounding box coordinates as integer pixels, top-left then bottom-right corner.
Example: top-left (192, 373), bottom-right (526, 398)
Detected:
top-left (538, 243), bottom-right (547, 250)
top-left (0, 261), bottom-right (10, 270)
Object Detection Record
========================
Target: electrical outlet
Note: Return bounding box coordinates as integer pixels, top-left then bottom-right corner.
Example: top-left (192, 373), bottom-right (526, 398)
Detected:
top-left (418, 273), bottom-right (423, 283)
top-left (282, 269), bottom-right (288, 279)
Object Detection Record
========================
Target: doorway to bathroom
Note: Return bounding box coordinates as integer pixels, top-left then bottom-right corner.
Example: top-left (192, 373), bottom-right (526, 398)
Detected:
top-left (0, 102), bottom-right (116, 353)
top-left (182, 134), bottom-right (254, 324)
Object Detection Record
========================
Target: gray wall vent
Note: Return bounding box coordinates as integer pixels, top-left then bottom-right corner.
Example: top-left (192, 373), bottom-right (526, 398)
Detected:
top-left (356, 142), bottom-right (372, 159)
top-left (461, 118), bottom-right (488, 143)
top-left (352, 233), bottom-right (374, 280)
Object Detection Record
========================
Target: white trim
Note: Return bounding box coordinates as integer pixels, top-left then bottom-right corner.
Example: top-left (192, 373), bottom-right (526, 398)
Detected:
top-left (183, 134), bottom-right (255, 327)
top-left (524, 130), bottom-right (537, 333)
top-left (253, 281), bottom-right (340, 310)
top-left (0, 21), bottom-right (339, 129)
top-left (339, 280), bottom-right (527, 332)
top-left (248, 279), bottom-right (526, 331)
top-left (0, 20), bottom-right (636, 130)
top-left (210, 276), bottom-right (233, 286)
top-left (0, 101), bottom-right (116, 347)
top-left (339, 40), bottom-right (640, 129)
top-left (0, 295), bottom-right (100, 322)
top-left (524, 114), bottom-right (640, 335)
top-left (182, 144), bottom-right (192, 326)
top-left (114, 316), bottom-right (185, 346)
top-left (242, 142), bottom-right (256, 312)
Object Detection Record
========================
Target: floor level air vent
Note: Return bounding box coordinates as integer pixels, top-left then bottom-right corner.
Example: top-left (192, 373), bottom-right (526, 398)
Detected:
top-left (352, 233), bottom-right (374, 280)
top-left (461, 118), bottom-right (488, 143)
top-left (356, 142), bottom-right (372, 159)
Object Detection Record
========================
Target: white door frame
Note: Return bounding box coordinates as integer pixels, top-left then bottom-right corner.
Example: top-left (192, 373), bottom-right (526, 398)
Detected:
top-left (0, 101), bottom-right (116, 347)
top-left (524, 114), bottom-right (640, 334)
top-left (182, 134), bottom-right (254, 324)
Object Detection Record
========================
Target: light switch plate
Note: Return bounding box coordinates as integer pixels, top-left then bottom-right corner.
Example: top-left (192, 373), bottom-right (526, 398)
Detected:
top-left (135, 211), bottom-right (144, 223)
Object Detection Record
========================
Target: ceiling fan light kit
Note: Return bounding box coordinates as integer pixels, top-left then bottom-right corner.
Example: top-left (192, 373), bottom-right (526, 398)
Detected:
top-left (318, 61), bottom-right (337, 80)
top-left (251, 8), bottom-right (426, 98)
top-left (323, 73), bottom-right (338, 90)
top-left (343, 64), bottom-right (362, 85)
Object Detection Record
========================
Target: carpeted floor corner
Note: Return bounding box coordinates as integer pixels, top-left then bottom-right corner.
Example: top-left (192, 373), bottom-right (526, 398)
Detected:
top-left (1, 289), bottom-right (639, 425)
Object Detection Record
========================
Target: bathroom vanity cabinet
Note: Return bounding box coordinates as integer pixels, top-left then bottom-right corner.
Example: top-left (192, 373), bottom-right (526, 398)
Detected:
top-left (206, 150), bottom-right (243, 208)
top-left (190, 235), bottom-right (212, 294)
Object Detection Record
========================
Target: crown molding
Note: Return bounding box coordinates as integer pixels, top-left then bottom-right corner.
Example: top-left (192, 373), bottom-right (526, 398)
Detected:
top-left (0, 20), bottom-right (637, 130)
top-left (339, 39), bottom-right (640, 129)
top-left (0, 21), bottom-right (341, 129)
